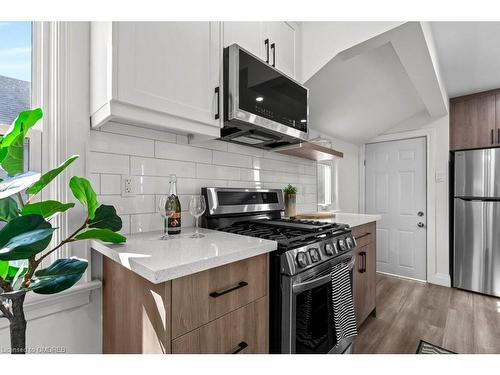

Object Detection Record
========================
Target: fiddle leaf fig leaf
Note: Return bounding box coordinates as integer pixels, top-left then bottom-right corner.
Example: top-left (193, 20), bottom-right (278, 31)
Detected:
top-left (25, 258), bottom-right (88, 295)
top-left (0, 260), bottom-right (8, 279)
top-left (26, 155), bottom-right (79, 196)
top-left (0, 108), bottom-right (43, 151)
top-left (74, 228), bottom-right (126, 243)
top-left (0, 108), bottom-right (43, 174)
top-left (0, 215), bottom-right (54, 261)
top-left (88, 204), bottom-right (122, 232)
top-left (69, 176), bottom-right (99, 220)
top-left (0, 171), bottom-right (40, 200)
top-left (0, 197), bottom-right (19, 222)
top-left (1, 133), bottom-right (25, 176)
top-left (0, 228), bottom-right (56, 261)
top-left (22, 200), bottom-right (75, 219)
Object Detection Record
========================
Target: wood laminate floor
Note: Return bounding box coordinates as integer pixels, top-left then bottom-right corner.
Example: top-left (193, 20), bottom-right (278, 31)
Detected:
top-left (353, 273), bottom-right (500, 354)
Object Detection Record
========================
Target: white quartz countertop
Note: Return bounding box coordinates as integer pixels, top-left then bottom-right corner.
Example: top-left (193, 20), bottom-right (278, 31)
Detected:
top-left (314, 212), bottom-right (381, 228)
top-left (91, 228), bottom-right (277, 284)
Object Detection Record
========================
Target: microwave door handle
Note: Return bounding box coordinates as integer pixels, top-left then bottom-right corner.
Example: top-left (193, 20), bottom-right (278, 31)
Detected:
top-left (265, 39), bottom-right (270, 64)
top-left (271, 43), bottom-right (276, 67)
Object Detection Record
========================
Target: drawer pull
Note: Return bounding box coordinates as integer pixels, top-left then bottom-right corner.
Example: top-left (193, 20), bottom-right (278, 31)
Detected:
top-left (228, 341), bottom-right (248, 354)
top-left (209, 281), bottom-right (248, 298)
top-left (355, 232), bottom-right (371, 240)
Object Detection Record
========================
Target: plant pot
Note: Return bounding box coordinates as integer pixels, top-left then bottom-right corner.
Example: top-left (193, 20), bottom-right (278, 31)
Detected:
top-left (284, 194), bottom-right (297, 218)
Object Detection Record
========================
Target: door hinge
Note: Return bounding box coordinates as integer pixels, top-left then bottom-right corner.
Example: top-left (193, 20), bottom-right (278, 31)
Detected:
top-left (364, 160), bottom-right (366, 166)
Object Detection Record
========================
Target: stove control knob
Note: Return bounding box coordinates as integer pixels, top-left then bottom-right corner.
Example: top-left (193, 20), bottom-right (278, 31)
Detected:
top-left (296, 252), bottom-right (309, 268)
top-left (338, 239), bottom-right (347, 251)
top-left (308, 248), bottom-right (321, 263)
top-left (346, 237), bottom-right (354, 249)
top-left (324, 243), bottom-right (335, 255)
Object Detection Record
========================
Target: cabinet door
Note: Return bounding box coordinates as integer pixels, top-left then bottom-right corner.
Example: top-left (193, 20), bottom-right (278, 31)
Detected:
top-left (223, 22), bottom-right (263, 59)
top-left (172, 297), bottom-right (268, 354)
top-left (263, 22), bottom-right (296, 78)
top-left (116, 22), bottom-right (221, 128)
top-left (450, 95), bottom-right (496, 150)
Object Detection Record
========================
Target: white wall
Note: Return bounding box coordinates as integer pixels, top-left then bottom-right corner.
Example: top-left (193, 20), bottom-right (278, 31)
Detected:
top-left (308, 128), bottom-right (360, 213)
top-left (298, 22), bottom-right (403, 83)
top-left (0, 289), bottom-right (101, 354)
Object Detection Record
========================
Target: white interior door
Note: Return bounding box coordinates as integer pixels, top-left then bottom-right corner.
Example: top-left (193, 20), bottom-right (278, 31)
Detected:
top-left (365, 137), bottom-right (427, 280)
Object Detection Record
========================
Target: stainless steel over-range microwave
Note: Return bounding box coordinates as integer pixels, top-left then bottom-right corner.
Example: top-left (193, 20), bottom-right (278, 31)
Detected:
top-left (222, 44), bottom-right (309, 149)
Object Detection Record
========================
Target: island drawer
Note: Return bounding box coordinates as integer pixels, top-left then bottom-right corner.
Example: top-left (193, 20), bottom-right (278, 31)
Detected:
top-left (172, 297), bottom-right (267, 354)
top-left (352, 222), bottom-right (376, 247)
top-left (171, 254), bottom-right (268, 338)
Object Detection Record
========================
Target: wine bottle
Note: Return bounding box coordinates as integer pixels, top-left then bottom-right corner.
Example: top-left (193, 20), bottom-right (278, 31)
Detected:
top-left (167, 174), bottom-right (181, 235)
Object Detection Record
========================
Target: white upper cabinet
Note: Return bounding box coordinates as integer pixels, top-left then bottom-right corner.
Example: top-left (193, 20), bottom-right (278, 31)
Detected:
top-left (223, 21), bottom-right (297, 79)
top-left (263, 22), bottom-right (297, 78)
top-left (223, 22), bottom-right (264, 59)
top-left (90, 22), bottom-right (221, 137)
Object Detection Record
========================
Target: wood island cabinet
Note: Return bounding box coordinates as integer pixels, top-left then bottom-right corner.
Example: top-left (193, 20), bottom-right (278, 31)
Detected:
top-left (102, 254), bottom-right (269, 354)
top-left (351, 222), bottom-right (377, 328)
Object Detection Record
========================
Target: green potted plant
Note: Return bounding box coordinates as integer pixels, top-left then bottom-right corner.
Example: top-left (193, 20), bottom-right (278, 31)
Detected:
top-left (0, 108), bottom-right (126, 354)
top-left (283, 184), bottom-right (297, 218)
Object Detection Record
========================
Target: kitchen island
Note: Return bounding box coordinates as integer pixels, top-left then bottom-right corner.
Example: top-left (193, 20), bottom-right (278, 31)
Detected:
top-left (92, 228), bottom-right (277, 354)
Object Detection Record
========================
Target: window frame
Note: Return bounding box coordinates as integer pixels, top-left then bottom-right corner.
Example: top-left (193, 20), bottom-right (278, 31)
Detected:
top-left (317, 158), bottom-right (339, 212)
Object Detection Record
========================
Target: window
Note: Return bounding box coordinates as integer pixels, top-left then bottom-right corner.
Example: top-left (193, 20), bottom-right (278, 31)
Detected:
top-left (0, 22), bottom-right (33, 181)
top-left (317, 159), bottom-right (338, 211)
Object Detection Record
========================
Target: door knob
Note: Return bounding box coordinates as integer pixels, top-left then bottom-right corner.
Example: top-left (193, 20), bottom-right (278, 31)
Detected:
top-left (417, 222), bottom-right (425, 228)
top-left (417, 211), bottom-right (424, 217)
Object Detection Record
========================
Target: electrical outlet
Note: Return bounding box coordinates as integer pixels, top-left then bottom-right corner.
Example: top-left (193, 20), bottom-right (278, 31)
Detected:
top-left (122, 176), bottom-right (135, 196)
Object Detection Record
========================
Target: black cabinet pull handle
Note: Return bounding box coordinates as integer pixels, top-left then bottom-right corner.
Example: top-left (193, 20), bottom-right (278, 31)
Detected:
top-left (271, 43), bottom-right (276, 67)
top-left (214, 87), bottom-right (220, 120)
top-left (355, 232), bottom-right (371, 240)
top-left (227, 341), bottom-right (248, 354)
top-left (359, 251), bottom-right (366, 273)
top-left (264, 39), bottom-right (269, 63)
top-left (209, 281), bottom-right (248, 298)
top-left (497, 129), bottom-right (499, 144)
top-left (492, 129), bottom-right (495, 145)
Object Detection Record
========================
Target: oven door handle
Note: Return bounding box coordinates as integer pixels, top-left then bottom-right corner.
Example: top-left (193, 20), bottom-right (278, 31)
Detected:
top-left (292, 257), bottom-right (355, 294)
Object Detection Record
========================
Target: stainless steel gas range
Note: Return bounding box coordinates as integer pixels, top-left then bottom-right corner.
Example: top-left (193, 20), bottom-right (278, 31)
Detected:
top-left (201, 187), bottom-right (357, 354)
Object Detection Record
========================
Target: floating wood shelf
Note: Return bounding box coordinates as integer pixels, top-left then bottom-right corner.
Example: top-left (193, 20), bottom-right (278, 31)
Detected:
top-left (274, 141), bottom-right (343, 161)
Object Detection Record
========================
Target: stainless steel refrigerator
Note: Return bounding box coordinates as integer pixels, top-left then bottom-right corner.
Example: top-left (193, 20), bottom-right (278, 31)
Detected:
top-left (454, 148), bottom-right (500, 297)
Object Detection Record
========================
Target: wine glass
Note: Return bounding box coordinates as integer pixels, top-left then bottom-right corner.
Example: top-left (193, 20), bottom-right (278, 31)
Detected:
top-left (158, 195), bottom-right (175, 240)
top-left (189, 195), bottom-right (206, 238)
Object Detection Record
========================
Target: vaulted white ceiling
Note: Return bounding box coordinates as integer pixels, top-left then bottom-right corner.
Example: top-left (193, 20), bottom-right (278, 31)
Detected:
top-left (430, 22), bottom-right (500, 98)
top-left (305, 22), bottom-right (448, 145)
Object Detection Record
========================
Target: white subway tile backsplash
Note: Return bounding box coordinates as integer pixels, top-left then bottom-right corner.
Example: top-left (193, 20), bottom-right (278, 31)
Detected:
top-left (89, 152), bottom-right (129, 175)
top-left (155, 141), bottom-right (212, 163)
top-left (90, 130), bottom-right (154, 157)
top-left (101, 174), bottom-right (122, 195)
top-left (196, 163), bottom-right (240, 180)
top-left (88, 121), bottom-right (318, 234)
top-left (98, 195), bottom-right (155, 215)
top-left (227, 143), bottom-right (264, 157)
top-left (119, 215), bottom-right (131, 235)
top-left (213, 150), bottom-right (253, 168)
top-left (130, 213), bottom-right (162, 233)
top-left (100, 122), bottom-right (177, 143)
top-left (131, 157), bottom-right (196, 178)
top-left (194, 139), bottom-right (228, 152)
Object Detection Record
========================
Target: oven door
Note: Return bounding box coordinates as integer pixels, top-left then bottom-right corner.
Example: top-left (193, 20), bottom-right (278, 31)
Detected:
top-left (281, 252), bottom-right (354, 354)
